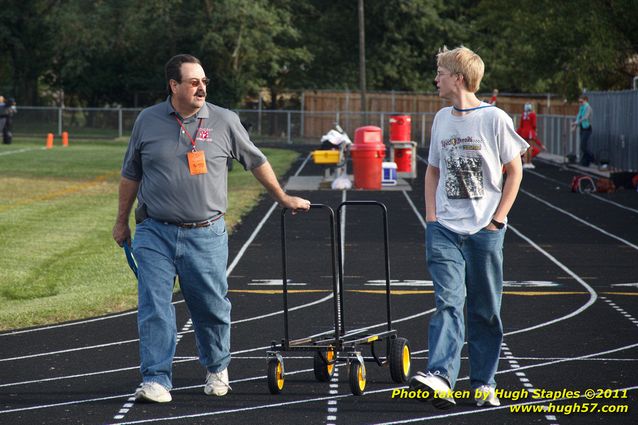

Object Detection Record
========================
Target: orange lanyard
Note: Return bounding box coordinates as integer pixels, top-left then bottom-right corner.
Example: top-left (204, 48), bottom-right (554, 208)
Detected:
top-left (174, 115), bottom-right (203, 151)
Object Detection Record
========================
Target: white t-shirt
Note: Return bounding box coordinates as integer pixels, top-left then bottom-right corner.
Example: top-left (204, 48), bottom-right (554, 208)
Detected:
top-left (428, 103), bottom-right (529, 235)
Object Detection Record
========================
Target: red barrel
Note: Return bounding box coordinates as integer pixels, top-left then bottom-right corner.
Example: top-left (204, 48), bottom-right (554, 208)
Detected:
top-left (351, 126), bottom-right (386, 189)
top-left (389, 115), bottom-right (411, 142)
top-left (394, 147), bottom-right (412, 172)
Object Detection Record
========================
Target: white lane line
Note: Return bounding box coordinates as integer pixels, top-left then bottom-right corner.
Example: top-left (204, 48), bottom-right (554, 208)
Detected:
top-left (0, 306), bottom-right (433, 405)
top-left (3, 343), bottom-right (637, 417)
top-left (401, 190), bottom-right (426, 229)
top-left (601, 297), bottom-right (638, 328)
top-left (407, 226), bottom-right (597, 354)
top-left (0, 147), bottom-right (44, 156)
top-left (105, 341), bottom-right (638, 424)
top-left (0, 292), bottom-right (334, 361)
top-left (0, 310), bottom-right (140, 336)
top-left (373, 386), bottom-right (638, 424)
top-left (400, 187), bottom-right (597, 356)
top-left (501, 342), bottom-right (560, 425)
top-left (520, 188), bottom-right (638, 250)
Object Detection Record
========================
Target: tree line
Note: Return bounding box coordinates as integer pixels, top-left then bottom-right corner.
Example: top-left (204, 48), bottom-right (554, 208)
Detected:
top-left (1, 0), bottom-right (636, 108)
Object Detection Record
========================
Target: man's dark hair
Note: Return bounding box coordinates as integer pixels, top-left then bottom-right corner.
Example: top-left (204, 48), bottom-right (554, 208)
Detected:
top-left (165, 54), bottom-right (202, 96)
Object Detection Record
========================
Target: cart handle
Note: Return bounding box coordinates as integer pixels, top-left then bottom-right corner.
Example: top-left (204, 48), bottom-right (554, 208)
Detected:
top-left (280, 203), bottom-right (339, 348)
top-left (336, 200), bottom-right (392, 334)
top-left (281, 203), bottom-right (335, 216)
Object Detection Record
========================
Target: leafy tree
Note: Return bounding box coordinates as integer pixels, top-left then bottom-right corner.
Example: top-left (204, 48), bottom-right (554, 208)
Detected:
top-left (0, 0), bottom-right (57, 105)
top-left (472, 0), bottom-right (638, 98)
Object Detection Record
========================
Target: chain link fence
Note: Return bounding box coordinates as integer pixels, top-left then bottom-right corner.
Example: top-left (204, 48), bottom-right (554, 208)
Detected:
top-left (10, 103), bottom-right (638, 171)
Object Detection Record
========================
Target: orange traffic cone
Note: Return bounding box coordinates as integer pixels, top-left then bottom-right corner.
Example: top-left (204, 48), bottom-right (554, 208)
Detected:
top-left (62, 131), bottom-right (69, 147)
top-left (46, 133), bottom-right (54, 149)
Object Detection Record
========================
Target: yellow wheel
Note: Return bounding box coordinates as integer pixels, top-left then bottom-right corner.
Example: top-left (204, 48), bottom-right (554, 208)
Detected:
top-left (313, 347), bottom-right (335, 382)
top-left (348, 360), bottom-right (366, 395)
top-left (267, 357), bottom-right (285, 394)
top-left (389, 337), bottom-right (411, 383)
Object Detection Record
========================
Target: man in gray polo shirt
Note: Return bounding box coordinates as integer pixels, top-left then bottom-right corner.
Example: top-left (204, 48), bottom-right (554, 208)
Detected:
top-left (112, 54), bottom-right (310, 403)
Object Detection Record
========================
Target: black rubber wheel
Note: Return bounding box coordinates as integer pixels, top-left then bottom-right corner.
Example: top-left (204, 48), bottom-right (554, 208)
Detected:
top-left (389, 337), bottom-right (411, 383)
top-left (313, 348), bottom-right (336, 382)
top-left (348, 360), bottom-right (366, 395)
top-left (267, 357), bottom-right (285, 394)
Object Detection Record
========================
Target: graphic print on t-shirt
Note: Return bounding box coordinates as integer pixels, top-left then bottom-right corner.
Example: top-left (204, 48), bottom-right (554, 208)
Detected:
top-left (441, 136), bottom-right (484, 199)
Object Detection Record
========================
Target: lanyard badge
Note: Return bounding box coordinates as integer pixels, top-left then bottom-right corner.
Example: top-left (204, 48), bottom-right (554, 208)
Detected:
top-left (175, 116), bottom-right (208, 175)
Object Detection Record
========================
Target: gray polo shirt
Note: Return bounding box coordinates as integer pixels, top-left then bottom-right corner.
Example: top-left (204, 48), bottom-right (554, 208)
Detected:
top-left (121, 97), bottom-right (267, 223)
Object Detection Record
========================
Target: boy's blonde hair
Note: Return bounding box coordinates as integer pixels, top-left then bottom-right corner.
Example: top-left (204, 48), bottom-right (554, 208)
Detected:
top-left (436, 46), bottom-right (484, 93)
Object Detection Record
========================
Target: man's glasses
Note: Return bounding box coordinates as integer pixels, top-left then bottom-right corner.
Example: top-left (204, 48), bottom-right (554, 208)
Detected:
top-left (180, 78), bottom-right (210, 87)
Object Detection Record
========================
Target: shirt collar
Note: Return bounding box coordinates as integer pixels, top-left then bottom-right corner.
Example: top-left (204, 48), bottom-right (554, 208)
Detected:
top-left (165, 96), bottom-right (210, 121)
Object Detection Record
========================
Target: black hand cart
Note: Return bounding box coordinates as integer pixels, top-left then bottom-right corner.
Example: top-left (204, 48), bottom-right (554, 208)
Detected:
top-left (266, 201), bottom-right (411, 396)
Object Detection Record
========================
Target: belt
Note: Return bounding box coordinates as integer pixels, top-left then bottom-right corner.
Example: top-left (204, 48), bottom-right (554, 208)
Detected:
top-left (163, 214), bottom-right (224, 228)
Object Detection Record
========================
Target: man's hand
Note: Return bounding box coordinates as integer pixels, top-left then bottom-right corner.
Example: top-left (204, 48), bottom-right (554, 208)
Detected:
top-left (113, 222), bottom-right (131, 247)
top-left (279, 194), bottom-right (311, 214)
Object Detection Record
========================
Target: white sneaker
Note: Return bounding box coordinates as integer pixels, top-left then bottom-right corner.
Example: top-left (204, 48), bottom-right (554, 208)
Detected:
top-left (205, 368), bottom-right (232, 396)
top-left (134, 382), bottom-right (172, 403)
top-left (408, 371), bottom-right (456, 409)
top-left (475, 385), bottom-right (501, 407)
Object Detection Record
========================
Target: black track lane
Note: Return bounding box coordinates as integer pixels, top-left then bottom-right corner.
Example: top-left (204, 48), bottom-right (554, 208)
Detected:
top-left (1, 153), bottom-right (637, 424)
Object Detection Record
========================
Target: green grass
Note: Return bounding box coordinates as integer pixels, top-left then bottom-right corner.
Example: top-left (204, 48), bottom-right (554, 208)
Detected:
top-left (0, 138), bottom-right (299, 331)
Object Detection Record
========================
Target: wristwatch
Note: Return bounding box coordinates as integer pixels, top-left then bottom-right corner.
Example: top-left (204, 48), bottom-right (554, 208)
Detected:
top-left (490, 218), bottom-right (505, 229)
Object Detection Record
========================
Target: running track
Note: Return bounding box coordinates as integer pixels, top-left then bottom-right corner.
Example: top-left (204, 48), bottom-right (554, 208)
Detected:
top-left (1, 151), bottom-right (637, 425)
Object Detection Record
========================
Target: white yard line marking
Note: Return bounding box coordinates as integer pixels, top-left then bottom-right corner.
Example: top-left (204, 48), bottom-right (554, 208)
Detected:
top-left (0, 147), bottom-right (44, 156)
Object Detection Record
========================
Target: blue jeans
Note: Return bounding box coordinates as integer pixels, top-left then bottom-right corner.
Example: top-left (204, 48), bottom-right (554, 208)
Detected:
top-left (132, 217), bottom-right (231, 390)
top-left (425, 221), bottom-right (505, 389)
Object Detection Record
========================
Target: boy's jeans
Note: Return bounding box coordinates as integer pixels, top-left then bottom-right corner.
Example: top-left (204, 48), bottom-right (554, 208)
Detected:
top-left (425, 221), bottom-right (505, 389)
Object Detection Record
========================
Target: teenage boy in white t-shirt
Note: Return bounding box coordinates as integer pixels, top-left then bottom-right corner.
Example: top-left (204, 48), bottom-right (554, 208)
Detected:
top-left (408, 46), bottom-right (528, 409)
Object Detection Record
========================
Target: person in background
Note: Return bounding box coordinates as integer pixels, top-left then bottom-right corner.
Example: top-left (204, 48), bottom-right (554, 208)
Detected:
top-left (571, 95), bottom-right (593, 166)
top-left (2, 98), bottom-right (17, 144)
top-left (112, 54), bottom-right (311, 404)
top-left (517, 103), bottom-right (537, 169)
top-left (489, 88), bottom-right (498, 105)
top-left (409, 46), bottom-right (528, 410)
top-left (0, 96), bottom-right (6, 142)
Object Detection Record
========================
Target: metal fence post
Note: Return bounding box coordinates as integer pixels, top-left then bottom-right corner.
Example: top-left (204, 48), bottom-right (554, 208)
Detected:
top-left (58, 107), bottom-right (63, 135)
top-left (287, 111), bottom-right (292, 144)
top-left (300, 93), bottom-right (305, 139)
top-left (258, 96), bottom-right (262, 135)
top-left (421, 113), bottom-right (426, 147)
top-left (118, 107), bottom-right (123, 138)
